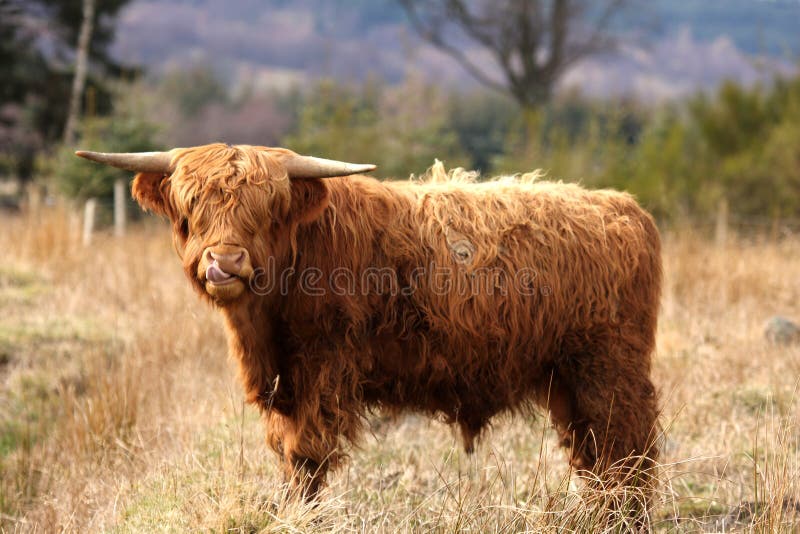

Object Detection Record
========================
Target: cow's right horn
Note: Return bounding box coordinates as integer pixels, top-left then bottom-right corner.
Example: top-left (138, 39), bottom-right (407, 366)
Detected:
top-left (283, 154), bottom-right (377, 179)
top-left (75, 150), bottom-right (175, 173)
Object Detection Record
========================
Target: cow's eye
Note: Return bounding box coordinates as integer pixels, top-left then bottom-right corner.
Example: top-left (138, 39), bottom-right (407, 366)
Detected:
top-left (178, 218), bottom-right (190, 240)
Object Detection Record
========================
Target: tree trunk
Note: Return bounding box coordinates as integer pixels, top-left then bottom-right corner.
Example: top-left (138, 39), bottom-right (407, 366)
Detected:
top-left (522, 105), bottom-right (542, 148)
top-left (63, 0), bottom-right (95, 147)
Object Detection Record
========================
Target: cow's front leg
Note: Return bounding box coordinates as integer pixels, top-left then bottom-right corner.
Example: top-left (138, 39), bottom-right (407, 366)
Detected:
top-left (263, 409), bottom-right (339, 501)
top-left (283, 454), bottom-right (328, 501)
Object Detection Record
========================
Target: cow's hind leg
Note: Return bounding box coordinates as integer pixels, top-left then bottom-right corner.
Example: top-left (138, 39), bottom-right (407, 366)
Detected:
top-left (570, 360), bottom-right (658, 483)
top-left (549, 341), bottom-right (660, 522)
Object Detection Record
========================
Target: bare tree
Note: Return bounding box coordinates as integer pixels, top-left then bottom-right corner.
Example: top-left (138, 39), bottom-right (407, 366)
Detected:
top-left (63, 0), bottom-right (95, 146)
top-left (399, 0), bottom-right (627, 110)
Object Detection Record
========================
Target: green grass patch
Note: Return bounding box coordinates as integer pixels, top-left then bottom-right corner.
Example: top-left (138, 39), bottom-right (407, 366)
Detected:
top-left (0, 267), bottom-right (40, 288)
top-left (115, 415), bottom-right (281, 533)
top-left (0, 316), bottom-right (111, 347)
top-left (733, 387), bottom-right (790, 416)
top-left (0, 266), bottom-right (48, 304)
top-left (0, 306), bottom-right (120, 459)
top-left (674, 497), bottom-right (729, 519)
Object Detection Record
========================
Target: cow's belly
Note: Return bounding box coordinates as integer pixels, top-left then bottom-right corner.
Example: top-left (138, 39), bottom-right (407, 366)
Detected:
top-left (359, 331), bottom-right (544, 422)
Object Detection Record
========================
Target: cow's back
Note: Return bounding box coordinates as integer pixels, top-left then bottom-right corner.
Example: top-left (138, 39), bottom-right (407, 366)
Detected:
top-left (287, 175), bottom-right (660, 420)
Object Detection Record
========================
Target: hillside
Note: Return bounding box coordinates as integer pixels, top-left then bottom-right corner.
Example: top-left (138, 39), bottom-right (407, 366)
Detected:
top-left (109, 0), bottom-right (799, 100)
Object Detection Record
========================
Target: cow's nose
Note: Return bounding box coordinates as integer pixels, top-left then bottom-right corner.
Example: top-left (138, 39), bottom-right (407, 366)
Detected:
top-left (204, 246), bottom-right (250, 276)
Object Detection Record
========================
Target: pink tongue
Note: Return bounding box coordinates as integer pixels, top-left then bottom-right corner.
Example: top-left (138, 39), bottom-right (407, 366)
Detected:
top-left (206, 262), bottom-right (233, 283)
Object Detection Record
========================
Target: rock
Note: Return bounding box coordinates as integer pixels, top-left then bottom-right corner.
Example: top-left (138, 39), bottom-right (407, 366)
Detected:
top-left (764, 316), bottom-right (800, 345)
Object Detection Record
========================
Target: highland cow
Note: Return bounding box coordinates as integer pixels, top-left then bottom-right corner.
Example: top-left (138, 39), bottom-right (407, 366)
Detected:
top-left (77, 144), bottom-right (662, 506)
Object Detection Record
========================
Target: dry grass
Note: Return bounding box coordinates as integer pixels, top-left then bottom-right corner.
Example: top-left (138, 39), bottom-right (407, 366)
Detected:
top-left (1, 207), bottom-right (798, 532)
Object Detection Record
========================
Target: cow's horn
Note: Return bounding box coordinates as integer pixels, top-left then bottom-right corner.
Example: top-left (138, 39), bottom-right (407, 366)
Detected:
top-left (283, 154), bottom-right (376, 179)
top-left (75, 150), bottom-right (174, 173)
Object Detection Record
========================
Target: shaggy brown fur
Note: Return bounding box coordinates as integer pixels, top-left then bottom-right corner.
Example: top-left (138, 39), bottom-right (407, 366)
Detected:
top-left (131, 143), bottom-right (662, 505)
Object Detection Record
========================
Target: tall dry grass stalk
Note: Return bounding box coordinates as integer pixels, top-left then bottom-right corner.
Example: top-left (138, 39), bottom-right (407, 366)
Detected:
top-left (0, 208), bottom-right (798, 532)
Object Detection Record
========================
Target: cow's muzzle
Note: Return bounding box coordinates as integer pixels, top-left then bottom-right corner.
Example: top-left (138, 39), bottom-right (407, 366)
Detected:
top-left (198, 245), bottom-right (254, 300)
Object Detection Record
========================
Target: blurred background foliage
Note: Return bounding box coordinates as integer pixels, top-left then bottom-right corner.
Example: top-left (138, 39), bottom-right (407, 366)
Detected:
top-left (0, 0), bottom-right (135, 183)
top-left (283, 77), bottom-right (470, 179)
top-left (1, 0), bottom-right (799, 227)
top-left (282, 72), bottom-right (799, 223)
top-left (54, 88), bottom-right (160, 202)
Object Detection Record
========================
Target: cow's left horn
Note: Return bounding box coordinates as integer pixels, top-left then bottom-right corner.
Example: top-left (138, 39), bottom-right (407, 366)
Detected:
top-left (283, 154), bottom-right (376, 179)
top-left (75, 150), bottom-right (175, 173)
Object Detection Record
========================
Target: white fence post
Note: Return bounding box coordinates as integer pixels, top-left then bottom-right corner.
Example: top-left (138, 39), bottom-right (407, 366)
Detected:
top-left (114, 178), bottom-right (126, 237)
top-left (714, 197), bottom-right (729, 306)
top-left (82, 197), bottom-right (97, 246)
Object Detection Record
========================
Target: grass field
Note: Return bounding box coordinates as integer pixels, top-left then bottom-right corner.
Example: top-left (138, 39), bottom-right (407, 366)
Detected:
top-left (1, 206), bottom-right (798, 532)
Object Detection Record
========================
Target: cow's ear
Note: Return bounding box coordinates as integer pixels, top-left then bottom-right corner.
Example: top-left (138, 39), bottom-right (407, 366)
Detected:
top-left (132, 172), bottom-right (169, 215)
top-left (289, 178), bottom-right (330, 224)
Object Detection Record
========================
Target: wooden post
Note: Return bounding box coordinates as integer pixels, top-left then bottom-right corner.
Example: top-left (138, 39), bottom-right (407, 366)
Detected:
top-left (82, 198), bottom-right (97, 246)
top-left (25, 182), bottom-right (43, 215)
top-left (715, 198), bottom-right (728, 248)
top-left (114, 178), bottom-right (126, 237)
top-left (770, 212), bottom-right (781, 243)
top-left (715, 197), bottom-right (729, 306)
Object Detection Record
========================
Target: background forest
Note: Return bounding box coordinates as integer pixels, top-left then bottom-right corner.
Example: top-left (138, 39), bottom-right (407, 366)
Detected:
top-left (2, 0), bottom-right (800, 226)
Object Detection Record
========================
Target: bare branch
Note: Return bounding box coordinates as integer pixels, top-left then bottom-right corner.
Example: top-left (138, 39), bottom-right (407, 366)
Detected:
top-left (400, 0), bottom-right (509, 95)
top-left (563, 0), bottom-right (627, 67)
top-left (399, 0), bottom-right (632, 110)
